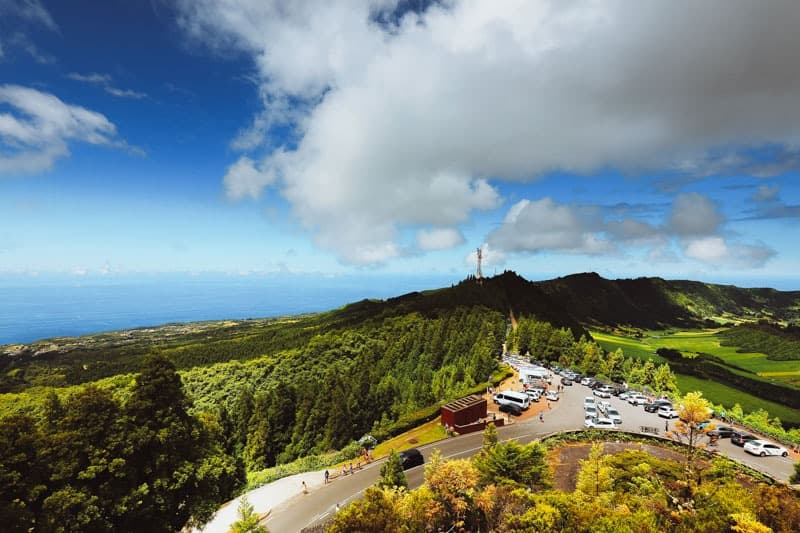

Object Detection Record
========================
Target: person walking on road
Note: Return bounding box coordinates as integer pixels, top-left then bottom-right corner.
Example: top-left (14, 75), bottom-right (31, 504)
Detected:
top-left (539, 412), bottom-right (544, 423)
top-left (302, 481), bottom-right (308, 494)
top-left (324, 470), bottom-right (330, 484)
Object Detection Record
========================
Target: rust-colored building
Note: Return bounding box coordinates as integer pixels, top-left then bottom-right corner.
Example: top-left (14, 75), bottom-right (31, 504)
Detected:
top-left (440, 394), bottom-right (489, 432)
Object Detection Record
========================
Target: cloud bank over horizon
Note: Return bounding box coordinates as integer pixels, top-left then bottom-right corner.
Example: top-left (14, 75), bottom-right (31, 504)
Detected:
top-left (176, 0), bottom-right (800, 267)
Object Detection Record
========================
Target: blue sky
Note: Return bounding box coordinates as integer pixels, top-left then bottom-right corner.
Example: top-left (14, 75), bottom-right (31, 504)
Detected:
top-left (2, 1), bottom-right (800, 289)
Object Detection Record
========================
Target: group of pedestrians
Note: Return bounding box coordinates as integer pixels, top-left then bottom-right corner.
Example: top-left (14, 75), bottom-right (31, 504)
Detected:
top-left (321, 448), bottom-right (374, 488)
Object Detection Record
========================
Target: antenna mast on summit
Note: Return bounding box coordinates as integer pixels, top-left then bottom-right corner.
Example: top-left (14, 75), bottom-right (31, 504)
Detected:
top-left (476, 247), bottom-right (483, 282)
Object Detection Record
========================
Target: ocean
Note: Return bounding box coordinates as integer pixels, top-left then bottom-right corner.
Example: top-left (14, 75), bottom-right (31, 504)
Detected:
top-left (0, 274), bottom-right (458, 345)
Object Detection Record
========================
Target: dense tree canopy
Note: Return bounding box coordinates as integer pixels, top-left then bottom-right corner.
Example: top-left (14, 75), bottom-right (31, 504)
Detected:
top-left (328, 440), bottom-right (799, 533)
top-left (0, 355), bottom-right (242, 532)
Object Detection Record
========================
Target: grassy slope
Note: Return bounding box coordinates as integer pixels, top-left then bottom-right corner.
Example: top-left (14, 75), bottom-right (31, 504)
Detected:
top-left (674, 374), bottom-right (800, 425)
top-left (593, 329), bottom-right (800, 381)
top-left (592, 329), bottom-right (800, 425)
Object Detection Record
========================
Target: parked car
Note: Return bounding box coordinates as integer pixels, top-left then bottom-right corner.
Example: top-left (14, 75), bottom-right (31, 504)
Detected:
top-left (546, 390), bottom-right (559, 401)
top-left (606, 407), bottom-right (622, 424)
top-left (593, 389), bottom-right (612, 399)
top-left (598, 400), bottom-right (612, 413)
top-left (644, 399), bottom-right (672, 413)
top-left (731, 431), bottom-right (758, 447)
top-left (499, 403), bottom-right (523, 417)
top-left (743, 440), bottom-right (789, 457)
top-left (524, 390), bottom-right (541, 402)
top-left (399, 448), bottom-right (424, 469)
top-left (657, 406), bottom-right (679, 419)
top-left (561, 378), bottom-right (573, 386)
top-left (584, 406), bottom-right (598, 419)
top-left (627, 395), bottom-right (647, 406)
top-left (580, 377), bottom-right (593, 386)
top-left (708, 425), bottom-right (735, 438)
top-left (585, 417), bottom-right (617, 429)
top-left (584, 397), bottom-right (596, 408)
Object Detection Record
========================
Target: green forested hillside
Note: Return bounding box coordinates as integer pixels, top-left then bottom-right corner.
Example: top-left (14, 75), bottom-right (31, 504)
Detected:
top-left (4, 271), bottom-right (800, 529)
top-left (535, 272), bottom-right (800, 328)
top-left (720, 322), bottom-right (800, 361)
top-left (0, 355), bottom-right (241, 532)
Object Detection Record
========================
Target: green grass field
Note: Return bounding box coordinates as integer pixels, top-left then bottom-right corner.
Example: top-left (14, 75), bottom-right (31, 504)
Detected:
top-left (674, 373), bottom-right (800, 426)
top-left (592, 328), bottom-right (800, 425)
top-left (592, 329), bottom-right (800, 386)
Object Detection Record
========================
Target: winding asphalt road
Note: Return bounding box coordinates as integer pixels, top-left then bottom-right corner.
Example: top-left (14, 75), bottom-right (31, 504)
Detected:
top-left (265, 383), bottom-right (797, 532)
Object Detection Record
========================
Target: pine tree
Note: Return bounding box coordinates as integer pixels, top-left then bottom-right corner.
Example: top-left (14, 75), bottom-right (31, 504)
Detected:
top-left (379, 450), bottom-right (408, 489)
top-left (576, 442), bottom-right (613, 498)
top-left (230, 497), bottom-right (268, 533)
top-left (122, 354), bottom-right (239, 531)
top-left (473, 439), bottom-right (550, 489)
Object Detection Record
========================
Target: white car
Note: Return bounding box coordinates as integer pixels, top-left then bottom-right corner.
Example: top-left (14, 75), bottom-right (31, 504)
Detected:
top-left (524, 390), bottom-right (540, 401)
top-left (593, 389), bottom-right (612, 398)
top-left (743, 440), bottom-right (789, 457)
top-left (584, 406), bottom-right (598, 419)
top-left (606, 407), bottom-right (622, 424)
top-left (598, 400), bottom-right (612, 413)
top-left (627, 395), bottom-right (647, 406)
top-left (657, 406), bottom-right (679, 419)
top-left (546, 390), bottom-right (559, 401)
top-left (585, 417), bottom-right (617, 429)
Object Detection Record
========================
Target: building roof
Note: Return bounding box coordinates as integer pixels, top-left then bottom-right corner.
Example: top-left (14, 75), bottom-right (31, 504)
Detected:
top-left (441, 394), bottom-right (486, 412)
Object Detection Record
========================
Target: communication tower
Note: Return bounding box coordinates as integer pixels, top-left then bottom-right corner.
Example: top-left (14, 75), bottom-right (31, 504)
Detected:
top-left (476, 247), bottom-right (483, 281)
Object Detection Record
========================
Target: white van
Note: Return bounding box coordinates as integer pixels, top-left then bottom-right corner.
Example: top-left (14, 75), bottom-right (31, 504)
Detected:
top-left (520, 367), bottom-right (551, 384)
top-left (493, 390), bottom-right (531, 410)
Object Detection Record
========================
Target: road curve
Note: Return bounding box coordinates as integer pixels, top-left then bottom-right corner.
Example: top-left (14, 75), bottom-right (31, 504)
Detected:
top-left (265, 384), bottom-right (797, 532)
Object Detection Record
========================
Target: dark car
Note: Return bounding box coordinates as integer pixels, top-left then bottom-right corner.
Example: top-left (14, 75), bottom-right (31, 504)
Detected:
top-left (399, 448), bottom-right (424, 470)
top-left (731, 431), bottom-right (757, 446)
top-left (499, 403), bottom-right (523, 416)
top-left (644, 399), bottom-right (672, 413)
top-left (708, 425), bottom-right (735, 438)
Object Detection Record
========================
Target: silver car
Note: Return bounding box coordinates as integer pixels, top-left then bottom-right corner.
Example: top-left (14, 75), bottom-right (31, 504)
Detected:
top-left (606, 407), bottom-right (622, 424)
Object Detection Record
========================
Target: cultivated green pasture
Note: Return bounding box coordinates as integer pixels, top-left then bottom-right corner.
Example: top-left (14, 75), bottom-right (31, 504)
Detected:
top-left (591, 331), bottom-right (665, 362)
top-left (592, 329), bottom-right (800, 425)
top-left (592, 329), bottom-right (800, 386)
top-left (674, 373), bottom-right (800, 426)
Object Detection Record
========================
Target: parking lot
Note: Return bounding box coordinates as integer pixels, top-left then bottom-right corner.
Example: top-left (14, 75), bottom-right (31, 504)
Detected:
top-left (491, 355), bottom-right (797, 482)
top-left (570, 380), bottom-right (799, 480)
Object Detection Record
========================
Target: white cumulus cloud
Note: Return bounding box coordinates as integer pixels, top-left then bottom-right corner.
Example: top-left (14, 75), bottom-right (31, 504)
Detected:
top-left (223, 156), bottom-right (277, 200)
top-left (683, 236), bottom-right (775, 268)
top-left (417, 228), bottom-right (464, 251)
top-left (176, 0), bottom-right (800, 264)
top-left (0, 84), bottom-right (135, 175)
top-left (486, 192), bottom-right (774, 269)
top-left (488, 198), bottom-right (611, 255)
